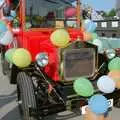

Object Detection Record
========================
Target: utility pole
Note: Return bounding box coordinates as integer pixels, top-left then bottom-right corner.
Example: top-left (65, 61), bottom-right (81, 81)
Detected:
top-left (76, 0), bottom-right (81, 28)
top-left (116, 0), bottom-right (120, 18)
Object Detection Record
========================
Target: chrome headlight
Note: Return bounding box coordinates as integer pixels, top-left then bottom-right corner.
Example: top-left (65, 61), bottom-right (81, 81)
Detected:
top-left (35, 52), bottom-right (49, 67)
top-left (105, 49), bottom-right (116, 59)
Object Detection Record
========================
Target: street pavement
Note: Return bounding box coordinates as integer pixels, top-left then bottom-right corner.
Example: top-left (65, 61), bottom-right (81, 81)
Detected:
top-left (0, 56), bottom-right (120, 120)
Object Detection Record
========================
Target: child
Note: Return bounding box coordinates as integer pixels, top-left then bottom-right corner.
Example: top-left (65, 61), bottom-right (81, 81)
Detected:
top-left (84, 107), bottom-right (111, 120)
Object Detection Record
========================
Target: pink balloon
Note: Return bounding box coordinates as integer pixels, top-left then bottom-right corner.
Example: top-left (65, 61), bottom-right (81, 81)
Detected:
top-left (64, 7), bottom-right (76, 18)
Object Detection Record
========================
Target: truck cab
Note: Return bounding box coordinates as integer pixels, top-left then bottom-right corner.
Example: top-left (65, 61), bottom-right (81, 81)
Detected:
top-left (4, 0), bottom-right (83, 81)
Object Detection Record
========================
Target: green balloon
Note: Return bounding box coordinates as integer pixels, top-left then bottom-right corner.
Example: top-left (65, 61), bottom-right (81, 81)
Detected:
top-left (73, 77), bottom-right (94, 97)
top-left (5, 48), bottom-right (16, 63)
top-left (108, 57), bottom-right (120, 71)
top-left (92, 33), bottom-right (98, 40)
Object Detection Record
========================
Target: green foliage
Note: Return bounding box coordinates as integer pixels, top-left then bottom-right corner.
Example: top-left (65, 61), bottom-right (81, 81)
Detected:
top-left (100, 9), bottom-right (116, 18)
top-left (108, 8), bottom-right (116, 17)
top-left (102, 11), bottom-right (108, 17)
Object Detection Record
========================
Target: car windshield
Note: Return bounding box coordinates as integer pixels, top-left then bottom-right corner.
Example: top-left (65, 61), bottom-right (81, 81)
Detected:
top-left (25, 0), bottom-right (77, 28)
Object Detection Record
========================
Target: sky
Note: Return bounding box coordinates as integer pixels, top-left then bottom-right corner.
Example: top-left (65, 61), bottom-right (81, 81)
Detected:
top-left (81, 0), bottom-right (116, 12)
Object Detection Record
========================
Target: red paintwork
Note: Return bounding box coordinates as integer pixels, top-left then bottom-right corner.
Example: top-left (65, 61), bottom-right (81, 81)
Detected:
top-left (19, 29), bottom-right (83, 60)
top-left (15, 29), bottom-right (83, 81)
top-left (8, 0), bottom-right (84, 81)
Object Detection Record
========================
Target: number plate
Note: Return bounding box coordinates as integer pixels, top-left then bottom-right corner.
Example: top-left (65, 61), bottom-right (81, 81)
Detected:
top-left (81, 99), bottom-right (113, 115)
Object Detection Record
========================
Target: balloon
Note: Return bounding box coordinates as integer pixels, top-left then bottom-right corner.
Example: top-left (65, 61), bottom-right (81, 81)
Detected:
top-left (88, 94), bottom-right (109, 115)
top-left (108, 57), bottom-right (120, 71)
top-left (64, 7), bottom-right (76, 18)
top-left (115, 80), bottom-right (120, 89)
top-left (0, 20), bottom-right (8, 33)
top-left (50, 29), bottom-right (70, 48)
top-left (84, 19), bottom-right (91, 28)
top-left (88, 23), bottom-right (97, 33)
top-left (92, 39), bottom-right (103, 53)
top-left (12, 48), bottom-right (32, 68)
top-left (83, 32), bottom-right (93, 41)
top-left (73, 77), bottom-right (94, 97)
top-left (92, 33), bottom-right (98, 40)
top-left (108, 71), bottom-right (120, 89)
top-left (5, 48), bottom-right (16, 63)
top-left (5, 16), bottom-right (14, 21)
top-left (5, 10), bottom-right (17, 21)
top-left (10, 10), bottom-right (16, 18)
top-left (108, 71), bottom-right (120, 80)
top-left (97, 75), bottom-right (115, 93)
top-left (84, 107), bottom-right (105, 120)
top-left (0, 31), bottom-right (13, 45)
top-left (84, 19), bottom-right (97, 32)
top-left (0, 0), bottom-right (4, 8)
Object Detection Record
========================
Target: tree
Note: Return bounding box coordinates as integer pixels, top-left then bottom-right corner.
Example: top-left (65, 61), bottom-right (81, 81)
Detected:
top-left (108, 8), bottom-right (116, 17)
top-left (100, 11), bottom-right (108, 17)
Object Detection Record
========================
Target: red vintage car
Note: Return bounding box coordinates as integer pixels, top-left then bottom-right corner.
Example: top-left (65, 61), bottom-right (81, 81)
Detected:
top-left (1, 0), bottom-right (120, 120)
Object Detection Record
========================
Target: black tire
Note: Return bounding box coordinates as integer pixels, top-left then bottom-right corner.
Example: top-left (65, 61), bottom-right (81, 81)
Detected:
top-left (1, 49), bottom-right (9, 75)
top-left (114, 98), bottom-right (120, 108)
top-left (17, 72), bottom-right (37, 120)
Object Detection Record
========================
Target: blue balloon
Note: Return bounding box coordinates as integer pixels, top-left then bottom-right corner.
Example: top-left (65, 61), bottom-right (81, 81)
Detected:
top-left (88, 94), bottom-right (109, 115)
top-left (84, 19), bottom-right (92, 30)
top-left (3, 10), bottom-right (17, 22)
top-left (87, 22), bottom-right (97, 32)
top-left (5, 16), bottom-right (14, 21)
top-left (84, 19), bottom-right (97, 32)
top-left (0, 20), bottom-right (8, 33)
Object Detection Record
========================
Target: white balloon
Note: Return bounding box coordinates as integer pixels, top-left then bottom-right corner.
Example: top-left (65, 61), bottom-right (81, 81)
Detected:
top-left (10, 10), bottom-right (16, 18)
top-left (0, 0), bottom-right (4, 7)
top-left (97, 75), bottom-right (115, 93)
top-left (0, 31), bottom-right (13, 45)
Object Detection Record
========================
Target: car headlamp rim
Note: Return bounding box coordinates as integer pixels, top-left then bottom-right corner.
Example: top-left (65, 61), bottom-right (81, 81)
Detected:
top-left (35, 52), bottom-right (49, 67)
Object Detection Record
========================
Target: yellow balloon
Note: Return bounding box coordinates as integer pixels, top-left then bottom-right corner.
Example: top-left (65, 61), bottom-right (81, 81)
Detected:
top-left (108, 71), bottom-right (120, 89)
top-left (50, 29), bottom-right (70, 48)
top-left (83, 32), bottom-right (93, 41)
top-left (12, 48), bottom-right (32, 68)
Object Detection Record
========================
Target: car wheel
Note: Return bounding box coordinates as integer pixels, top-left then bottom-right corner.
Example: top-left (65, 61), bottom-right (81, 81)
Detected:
top-left (1, 48), bottom-right (9, 75)
top-left (17, 72), bottom-right (37, 120)
top-left (114, 98), bottom-right (120, 108)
